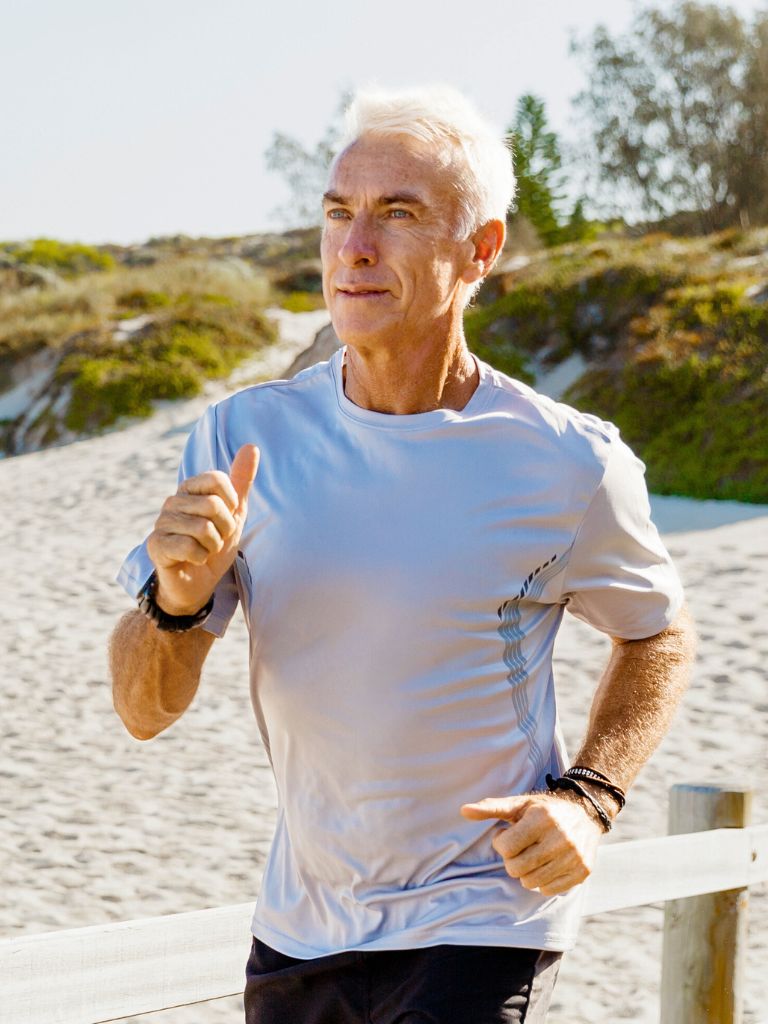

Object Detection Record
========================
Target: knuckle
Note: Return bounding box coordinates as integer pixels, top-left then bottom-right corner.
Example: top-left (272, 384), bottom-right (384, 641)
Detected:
top-left (561, 835), bottom-right (578, 856)
top-left (207, 494), bottom-right (224, 515)
top-left (531, 804), bottom-right (552, 826)
top-left (205, 524), bottom-right (224, 550)
top-left (193, 517), bottom-right (221, 547)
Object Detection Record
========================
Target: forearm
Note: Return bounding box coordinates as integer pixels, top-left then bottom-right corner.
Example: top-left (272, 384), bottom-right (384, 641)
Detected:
top-left (573, 604), bottom-right (697, 802)
top-left (109, 610), bottom-right (215, 740)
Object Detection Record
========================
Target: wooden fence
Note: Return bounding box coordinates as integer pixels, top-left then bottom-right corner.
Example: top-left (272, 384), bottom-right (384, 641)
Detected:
top-left (2, 783), bottom-right (767, 1024)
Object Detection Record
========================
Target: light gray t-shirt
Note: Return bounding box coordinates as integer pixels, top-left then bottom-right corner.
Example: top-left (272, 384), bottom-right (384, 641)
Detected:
top-left (118, 348), bottom-right (684, 957)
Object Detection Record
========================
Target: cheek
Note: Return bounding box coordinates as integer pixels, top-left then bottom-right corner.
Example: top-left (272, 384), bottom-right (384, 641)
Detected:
top-left (320, 239), bottom-right (335, 301)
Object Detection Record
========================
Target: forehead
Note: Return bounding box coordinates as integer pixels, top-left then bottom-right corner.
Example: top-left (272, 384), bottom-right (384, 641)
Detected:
top-left (327, 133), bottom-right (456, 207)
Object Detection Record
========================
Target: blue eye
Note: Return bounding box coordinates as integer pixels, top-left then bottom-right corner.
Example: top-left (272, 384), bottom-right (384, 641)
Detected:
top-left (327, 209), bottom-right (348, 220)
top-left (389, 209), bottom-right (410, 218)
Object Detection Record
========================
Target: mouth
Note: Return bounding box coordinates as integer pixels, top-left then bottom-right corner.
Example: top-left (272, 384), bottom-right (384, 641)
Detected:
top-left (336, 287), bottom-right (390, 298)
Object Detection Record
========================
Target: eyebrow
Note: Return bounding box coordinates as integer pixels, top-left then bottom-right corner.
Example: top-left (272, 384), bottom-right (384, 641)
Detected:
top-left (322, 190), bottom-right (427, 209)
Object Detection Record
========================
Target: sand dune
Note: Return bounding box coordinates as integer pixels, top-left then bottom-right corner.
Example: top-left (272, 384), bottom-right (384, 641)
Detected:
top-left (1, 311), bottom-right (766, 1023)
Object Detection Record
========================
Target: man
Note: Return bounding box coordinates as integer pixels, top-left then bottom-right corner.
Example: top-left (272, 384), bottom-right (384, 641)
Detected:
top-left (111, 85), bottom-right (695, 1023)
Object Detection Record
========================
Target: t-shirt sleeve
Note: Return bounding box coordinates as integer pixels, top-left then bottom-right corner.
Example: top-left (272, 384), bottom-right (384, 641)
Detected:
top-left (560, 434), bottom-right (684, 639)
top-left (115, 403), bottom-right (240, 638)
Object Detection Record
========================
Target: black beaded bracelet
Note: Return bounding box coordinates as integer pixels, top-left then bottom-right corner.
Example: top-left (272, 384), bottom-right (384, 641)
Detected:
top-left (137, 571), bottom-right (215, 633)
top-left (545, 773), bottom-right (613, 832)
top-left (565, 766), bottom-right (626, 811)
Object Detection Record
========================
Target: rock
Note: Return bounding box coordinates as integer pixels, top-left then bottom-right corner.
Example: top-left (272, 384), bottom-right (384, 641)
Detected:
top-left (745, 281), bottom-right (768, 304)
top-left (285, 322), bottom-right (341, 377)
top-left (211, 256), bottom-right (261, 281)
top-left (275, 260), bottom-right (323, 294)
top-left (121, 249), bottom-right (157, 268)
top-left (0, 263), bottom-right (63, 291)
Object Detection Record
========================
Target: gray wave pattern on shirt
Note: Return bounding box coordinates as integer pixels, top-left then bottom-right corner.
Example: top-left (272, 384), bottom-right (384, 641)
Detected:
top-left (498, 550), bottom-right (571, 777)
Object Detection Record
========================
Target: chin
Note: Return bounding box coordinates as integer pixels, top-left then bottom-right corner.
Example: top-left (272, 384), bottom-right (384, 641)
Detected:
top-left (330, 312), bottom-right (399, 351)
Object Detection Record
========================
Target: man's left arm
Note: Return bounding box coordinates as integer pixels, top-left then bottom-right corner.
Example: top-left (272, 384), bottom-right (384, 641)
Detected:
top-left (461, 604), bottom-right (697, 896)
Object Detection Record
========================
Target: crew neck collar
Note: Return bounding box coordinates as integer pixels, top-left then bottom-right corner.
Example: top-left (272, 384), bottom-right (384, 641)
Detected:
top-left (330, 346), bottom-right (492, 430)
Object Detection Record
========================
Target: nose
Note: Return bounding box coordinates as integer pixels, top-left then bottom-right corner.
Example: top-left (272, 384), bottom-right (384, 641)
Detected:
top-left (338, 214), bottom-right (378, 268)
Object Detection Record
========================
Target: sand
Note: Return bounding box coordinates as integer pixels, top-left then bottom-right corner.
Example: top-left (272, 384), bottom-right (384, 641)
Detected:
top-left (1, 310), bottom-right (766, 1023)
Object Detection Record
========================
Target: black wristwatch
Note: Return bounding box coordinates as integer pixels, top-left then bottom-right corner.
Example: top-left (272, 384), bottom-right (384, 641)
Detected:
top-left (137, 571), bottom-right (214, 632)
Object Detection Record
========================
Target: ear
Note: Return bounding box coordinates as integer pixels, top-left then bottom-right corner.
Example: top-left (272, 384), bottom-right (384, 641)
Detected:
top-left (461, 219), bottom-right (505, 286)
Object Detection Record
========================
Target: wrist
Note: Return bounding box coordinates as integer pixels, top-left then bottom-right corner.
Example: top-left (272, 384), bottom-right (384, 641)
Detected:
top-left (137, 572), bottom-right (214, 632)
top-left (577, 780), bottom-right (621, 821)
top-left (556, 786), bottom-right (613, 827)
top-left (155, 580), bottom-right (212, 617)
top-left (545, 772), bottom-right (613, 832)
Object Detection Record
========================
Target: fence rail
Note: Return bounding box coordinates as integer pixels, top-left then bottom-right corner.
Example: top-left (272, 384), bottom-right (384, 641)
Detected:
top-left (2, 785), bottom-right (766, 1024)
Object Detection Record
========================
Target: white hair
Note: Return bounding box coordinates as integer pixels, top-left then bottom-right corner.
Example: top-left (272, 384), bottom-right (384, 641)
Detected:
top-left (336, 84), bottom-right (516, 240)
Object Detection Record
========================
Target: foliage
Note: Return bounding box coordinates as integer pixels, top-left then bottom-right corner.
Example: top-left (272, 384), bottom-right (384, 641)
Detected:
top-left (10, 238), bottom-right (115, 275)
top-left (565, 278), bottom-right (768, 502)
top-left (264, 93), bottom-right (351, 228)
top-left (466, 227), bottom-right (768, 501)
top-left (573, 2), bottom-right (768, 232)
top-left (62, 356), bottom-right (201, 432)
top-left (279, 291), bottom-right (326, 313)
top-left (59, 317), bottom-right (263, 433)
top-left (507, 95), bottom-right (599, 247)
top-left (116, 289), bottom-right (171, 311)
top-left (466, 253), bottom-right (680, 362)
top-left (508, 95), bottom-right (563, 246)
top-left (0, 252), bottom-right (276, 451)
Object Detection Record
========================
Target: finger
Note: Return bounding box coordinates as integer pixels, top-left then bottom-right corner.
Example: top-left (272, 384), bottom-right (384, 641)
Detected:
top-left (492, 826), bottom-right (549, 863)
top-left (230, 445), bottom-right (260, 509)
top-left (491, 813), bottom-right (562, 860)
top-left (179, 471), bottom-right (239, 512)
top-left (537, 871), bottom-right (587, 897)
top-left (167, 494), bottom-right (237, 541)
top-left (161, 511), bottom-right (226, 554)
top-left (460, 796), bottom-right (531, 823)
top-left (518, 858), bottom-right (569, 892)
top-left (152, 532), bottom-right (211, 567)
top-left (504, 845), bottom-right (563, 887)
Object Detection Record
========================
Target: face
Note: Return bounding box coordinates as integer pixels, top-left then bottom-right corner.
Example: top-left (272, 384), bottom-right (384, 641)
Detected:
top-left (321, 133), bottom-right (481, 352)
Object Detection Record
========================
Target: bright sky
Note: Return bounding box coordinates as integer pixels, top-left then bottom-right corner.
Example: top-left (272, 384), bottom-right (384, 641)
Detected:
top-left (2, 0), bottom-right (765, 245)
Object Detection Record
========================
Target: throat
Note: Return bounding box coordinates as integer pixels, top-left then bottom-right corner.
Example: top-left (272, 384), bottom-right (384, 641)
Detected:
top-left (341, 346), bottom-right (479, 415)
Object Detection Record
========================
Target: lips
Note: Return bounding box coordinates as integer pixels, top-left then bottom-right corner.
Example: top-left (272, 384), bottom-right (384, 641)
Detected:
top-left (336, 285), bottom-right (389, 296)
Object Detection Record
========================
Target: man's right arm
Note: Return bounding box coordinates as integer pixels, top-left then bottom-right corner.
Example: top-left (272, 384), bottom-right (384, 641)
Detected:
top-left (109, 443), bottom-right (260, 741)
top-left (110, 611), bottom-right (215, 740)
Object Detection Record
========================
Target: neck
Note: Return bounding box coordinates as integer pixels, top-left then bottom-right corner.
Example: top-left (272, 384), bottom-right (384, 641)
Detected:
top-left (341, 317), bottom-right (479, 416)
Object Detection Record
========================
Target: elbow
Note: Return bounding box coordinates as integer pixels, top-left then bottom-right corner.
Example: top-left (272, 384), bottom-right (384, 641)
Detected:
top-left (123, 720), bottom-right (160, 742)
top-left (667, 601), bottom-right (698, 665)
top-left (112, 692), bottom-right (162, 741)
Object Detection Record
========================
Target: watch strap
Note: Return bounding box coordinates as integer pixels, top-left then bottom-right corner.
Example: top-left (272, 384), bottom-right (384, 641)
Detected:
top-left (137, 571), bottom-right (214, 632)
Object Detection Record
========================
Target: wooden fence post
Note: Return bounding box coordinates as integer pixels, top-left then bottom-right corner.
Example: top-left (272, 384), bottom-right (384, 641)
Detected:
top-left (660, 783), bottom-right (752, 1024)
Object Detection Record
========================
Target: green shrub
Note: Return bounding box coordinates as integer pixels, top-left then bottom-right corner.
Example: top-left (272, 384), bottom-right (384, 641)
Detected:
top-left (12, 238), bottom-right (115, 276)
top-left (116, 289), bottom-right (171, 311)
top-left (63, 356), bottom-right (201, 432)
top-left (567, 340), bottom-right (768, 503)
top-left (279, 291), bottom-right (327, 313)
top-left (175, 291), bottom-right (236, 307)
top-left (57, 314), bottom-right (266, 433)
top-left (464, 260), bottom-right (680, 368)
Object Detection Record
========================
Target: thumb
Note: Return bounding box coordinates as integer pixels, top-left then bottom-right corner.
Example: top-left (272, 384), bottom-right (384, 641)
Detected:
top-left (460, 795), bottom-right (532, 823)
top-left (230, 444), bottom-right (260, 510)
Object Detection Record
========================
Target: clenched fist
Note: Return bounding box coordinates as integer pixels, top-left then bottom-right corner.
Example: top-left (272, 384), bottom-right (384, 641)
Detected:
top-left (460, 791), bottom-right (603, 896)
top-left (146, 444), bottom-right (260, 616)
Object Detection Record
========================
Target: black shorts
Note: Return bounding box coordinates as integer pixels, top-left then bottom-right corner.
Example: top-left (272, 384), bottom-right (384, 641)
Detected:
top-left (244, 934), bottom-right (562, 1023)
